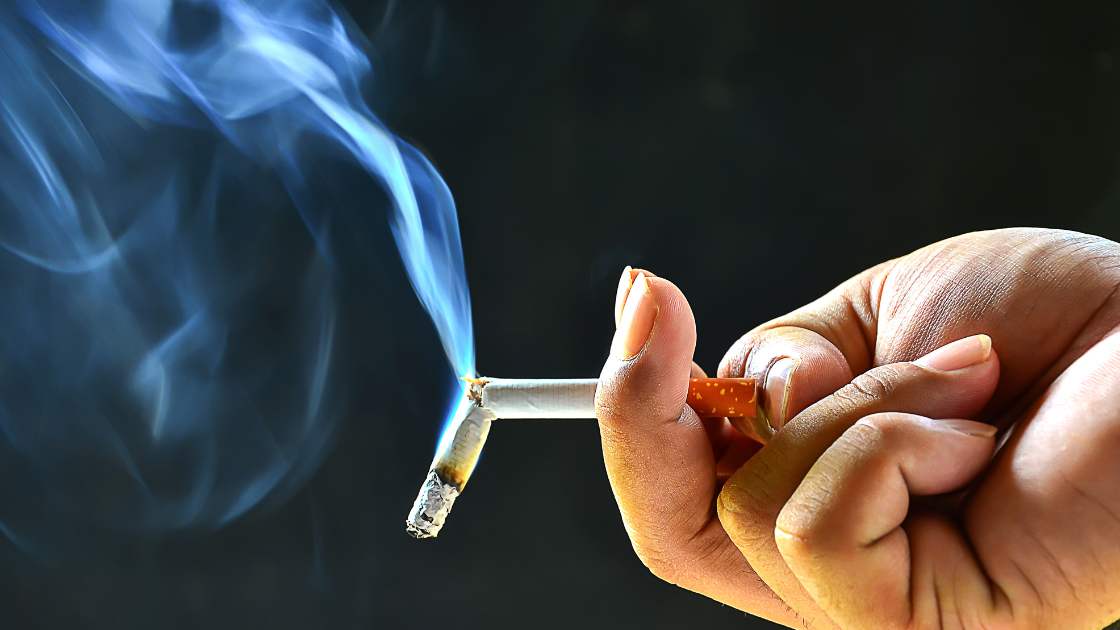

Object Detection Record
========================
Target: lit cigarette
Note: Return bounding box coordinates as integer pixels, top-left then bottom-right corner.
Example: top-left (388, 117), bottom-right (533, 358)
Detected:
top-left (406, 377), bottom-right (762, 539)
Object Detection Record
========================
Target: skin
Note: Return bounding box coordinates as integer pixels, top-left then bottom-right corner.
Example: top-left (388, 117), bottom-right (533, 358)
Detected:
top-left (595, 228), bottom-right (1120, 629)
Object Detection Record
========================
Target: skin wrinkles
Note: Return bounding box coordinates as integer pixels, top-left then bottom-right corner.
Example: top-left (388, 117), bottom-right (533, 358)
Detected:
top-left (595, 229), bottom-right (1120, 629)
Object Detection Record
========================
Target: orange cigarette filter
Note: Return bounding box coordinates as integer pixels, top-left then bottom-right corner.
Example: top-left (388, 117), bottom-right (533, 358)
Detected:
top-left (687, 377), bottom-right (758, 418)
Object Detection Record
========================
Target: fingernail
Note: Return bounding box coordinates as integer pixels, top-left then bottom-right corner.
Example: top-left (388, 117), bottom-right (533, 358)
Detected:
top-left (914, 334), bottom-right (992, 372)
top-left (937, 419), bottom-right (998, 438)
top-left (611, 273), bottom-right (657, 360)
top-left (614, 265), bottom-right (635, 327)
top-left (762, 357), bottom-right (798, 430)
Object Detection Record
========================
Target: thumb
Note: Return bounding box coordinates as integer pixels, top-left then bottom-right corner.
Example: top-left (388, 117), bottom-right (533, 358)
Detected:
top-left (595, 269), bottom-right (789, 620)
top-left (600, 269), bottom-right (819, 623)
top-left (596, 269), bottom-right (712, 562)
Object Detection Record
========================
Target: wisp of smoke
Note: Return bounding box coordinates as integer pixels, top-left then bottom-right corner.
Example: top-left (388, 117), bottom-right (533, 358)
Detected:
top-left (0, 0), bottom-right (474, 552)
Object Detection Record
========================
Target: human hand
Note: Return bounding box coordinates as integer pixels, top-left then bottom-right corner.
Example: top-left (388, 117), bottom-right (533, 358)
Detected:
top-left (595, 228), bottom-right (1120, 628)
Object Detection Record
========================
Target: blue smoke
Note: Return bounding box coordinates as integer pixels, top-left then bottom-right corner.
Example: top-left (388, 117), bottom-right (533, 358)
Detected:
top-left (0, 0), bottom-right (474, 550)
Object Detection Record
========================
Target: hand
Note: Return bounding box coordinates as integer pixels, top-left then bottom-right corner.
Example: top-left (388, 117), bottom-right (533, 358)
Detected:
top-left (595, 228), bottom-right (1120, 629)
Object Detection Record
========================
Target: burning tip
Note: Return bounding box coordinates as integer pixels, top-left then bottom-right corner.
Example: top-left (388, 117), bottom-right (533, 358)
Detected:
top-left (405, 470), bottom-right (460, 539)
top-left (460, 375), bottom-right (488, 403)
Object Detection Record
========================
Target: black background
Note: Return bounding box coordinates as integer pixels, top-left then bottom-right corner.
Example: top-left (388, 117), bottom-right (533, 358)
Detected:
top-left (5, 1), bottom-right (1120, 628)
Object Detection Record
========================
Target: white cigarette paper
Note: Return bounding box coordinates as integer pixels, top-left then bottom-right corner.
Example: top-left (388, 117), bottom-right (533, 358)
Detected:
top-left (478, 378), bottom-right (598, 419)
top-left (408, 376), bottom-right (768, 539)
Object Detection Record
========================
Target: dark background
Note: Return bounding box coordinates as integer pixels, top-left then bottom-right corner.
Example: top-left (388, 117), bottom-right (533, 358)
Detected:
top-left (5, 1), bottom-right (1120, 628)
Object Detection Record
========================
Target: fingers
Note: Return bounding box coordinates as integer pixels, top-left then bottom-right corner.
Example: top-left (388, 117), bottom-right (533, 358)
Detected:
top-left (596, 269), bottom-right (798, 626)
top-left (718, 264), bottom-right (888, 436)
top-left (775, 413), bottom-right (998, 628)
top-left (718, 334), bottom-right (1000, 627)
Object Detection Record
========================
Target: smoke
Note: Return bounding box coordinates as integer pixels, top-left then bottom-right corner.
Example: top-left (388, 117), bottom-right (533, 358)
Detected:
top-left (0, 0), bottom-right (473, 551)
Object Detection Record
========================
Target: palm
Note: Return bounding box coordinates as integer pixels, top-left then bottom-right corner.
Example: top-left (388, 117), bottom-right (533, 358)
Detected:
top-left (868, 230), bottom-right (1120, 627)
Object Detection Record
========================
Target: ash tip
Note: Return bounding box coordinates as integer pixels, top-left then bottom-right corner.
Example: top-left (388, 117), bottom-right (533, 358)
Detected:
top-left (405, 520), bottom-right (435, 540)
top-left (405, 470), bottom-right (460, 540)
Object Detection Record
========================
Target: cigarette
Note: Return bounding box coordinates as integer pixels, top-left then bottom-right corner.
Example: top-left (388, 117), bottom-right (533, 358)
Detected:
top-left (406, 376), bottom-right (762, 539)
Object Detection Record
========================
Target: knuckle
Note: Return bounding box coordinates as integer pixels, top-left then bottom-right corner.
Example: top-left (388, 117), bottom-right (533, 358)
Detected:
top-left (827, 416), bottom-right (889, 475)
top-left (848, 414), bottom-right (891, 450)
top-left (773, 522), bottom-right (818, 563)
top-left (774, 499), bottom-right (825, 559)
top-left (855, 412), bottom-right (928, 450)
top-left (718, 491), bottom-right (775, 552)
top-left (595, 360), bottom-right (686, 428)
top-left (593, 388), bottom-right (626, 434)
top-left (849, 368), bottom-right (897, 400)
top-left (594, 370), bottom-right (654, 429)
top-left (593, 365), bottom-right (619, 410)
top-left (718, 462), bottom-right (783, 554)
top-left (773, 417), bottom-right (891, 554)
top-left (832, 363), bottom-right (920, 409)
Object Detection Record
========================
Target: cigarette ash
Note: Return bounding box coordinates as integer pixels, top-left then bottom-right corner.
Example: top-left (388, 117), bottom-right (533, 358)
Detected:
top-left (406, 471), bottom-right (460, 539)
top-left (406, 383), bottom-right (497, 539)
